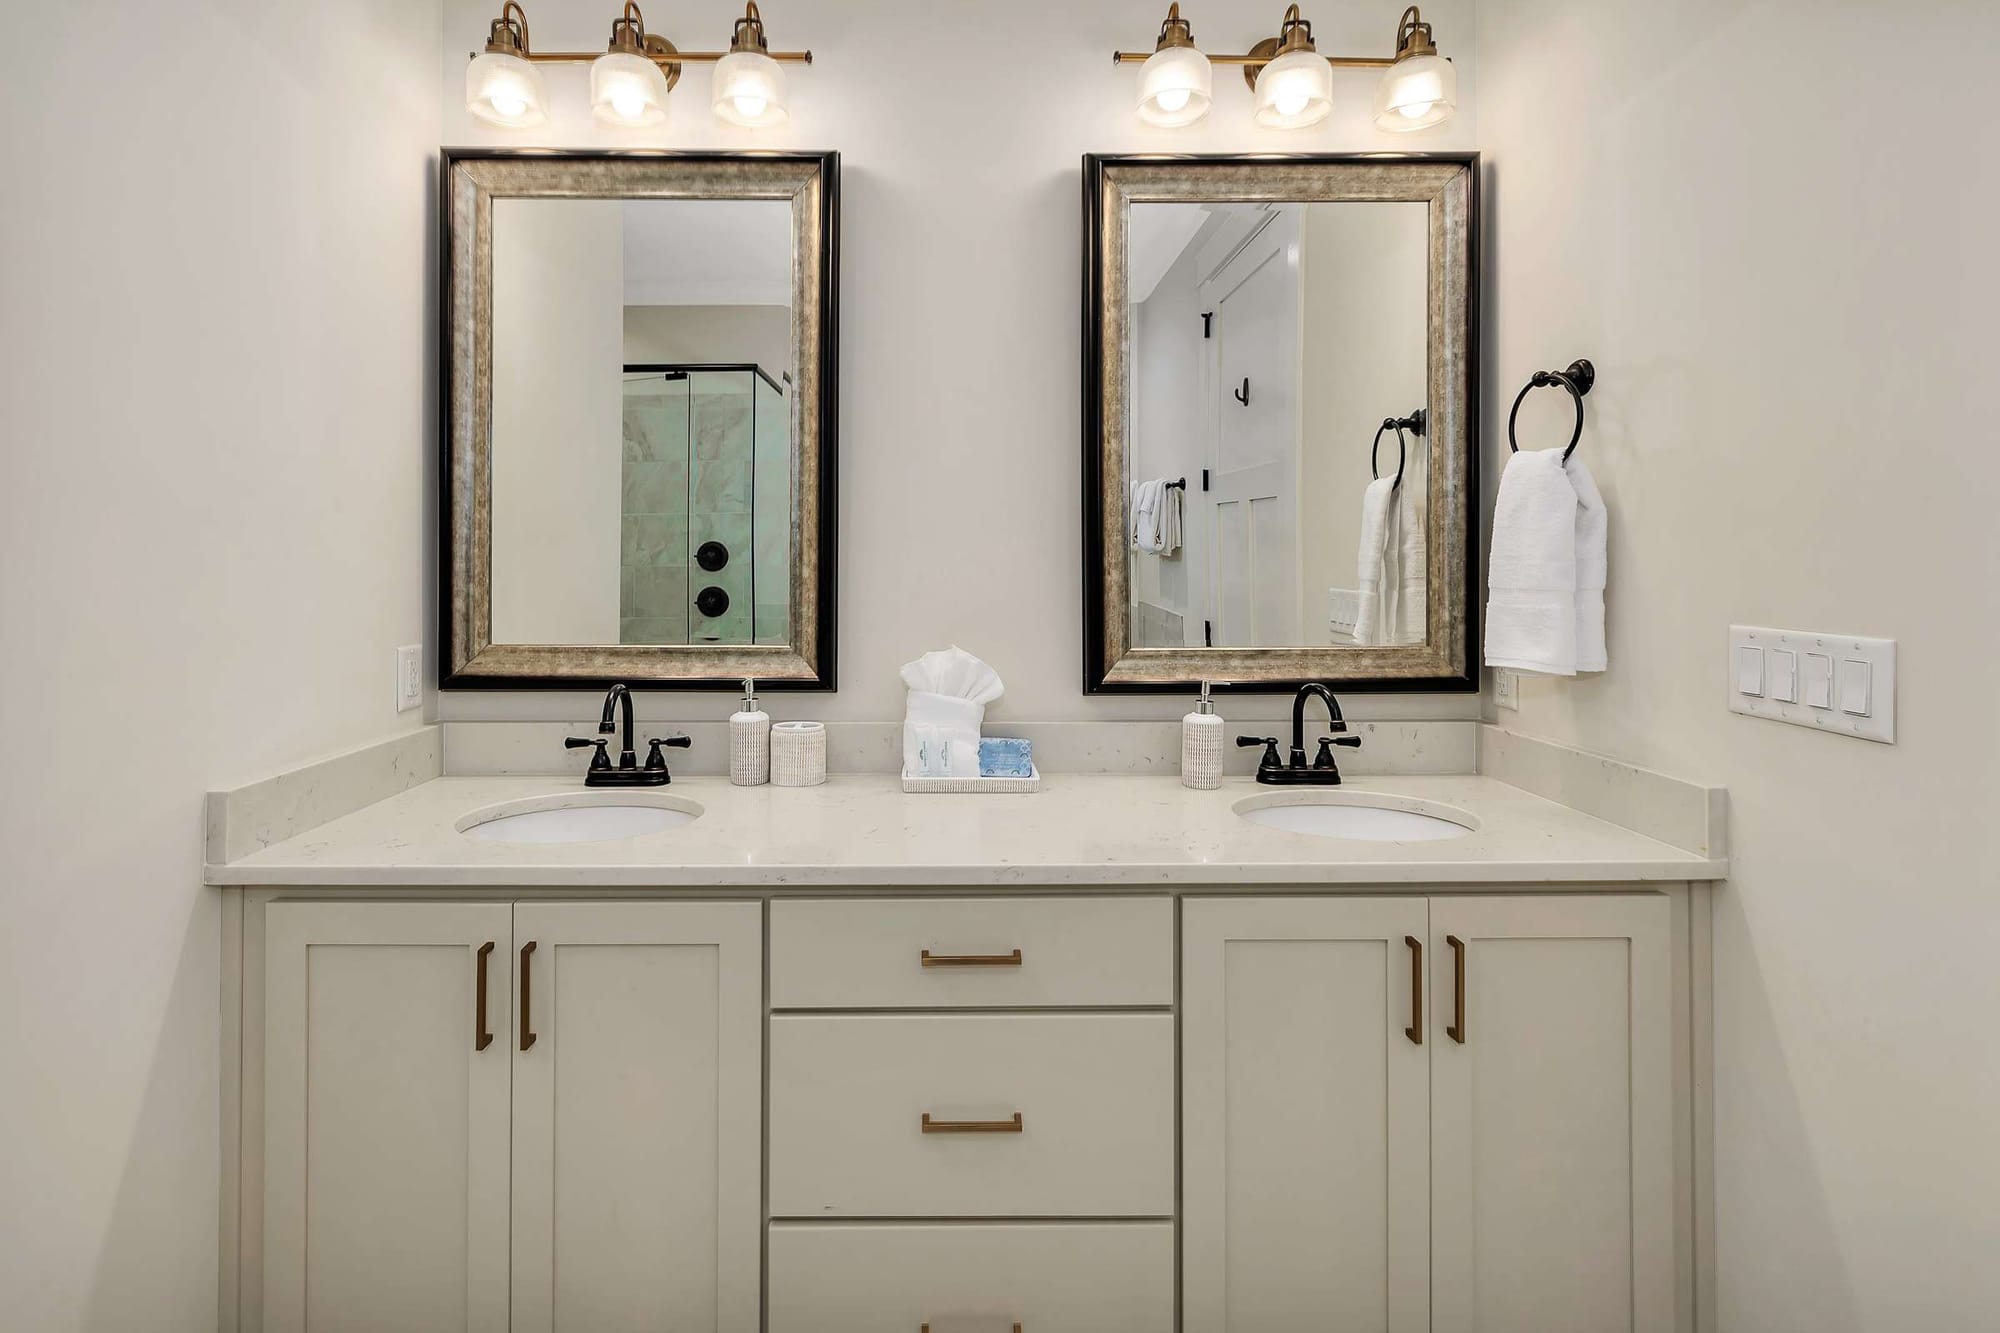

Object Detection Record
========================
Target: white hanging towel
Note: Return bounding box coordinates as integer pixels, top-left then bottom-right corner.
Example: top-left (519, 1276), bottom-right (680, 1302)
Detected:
top-left (1159, 482), bottom-right (1183, 557)
top-left (1352, 476), bottom-right (1400, 646)
top-left (1131, 479), bottom-right (1164, 553)
top-left (1566, 456), bottom-right (1608, 673)
top-left (1394, 467), bottom-right (1428, 644)
top-left (1484, 448), bottom-right (1582, 675)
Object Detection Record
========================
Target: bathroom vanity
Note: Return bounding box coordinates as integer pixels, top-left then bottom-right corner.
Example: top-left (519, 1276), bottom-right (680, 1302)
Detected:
top-left (209, 762), bottom-right (1724, 1333)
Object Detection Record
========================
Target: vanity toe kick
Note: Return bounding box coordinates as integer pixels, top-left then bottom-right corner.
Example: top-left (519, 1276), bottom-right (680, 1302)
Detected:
top-left (768, 1013), bottom-right (1175, 1218)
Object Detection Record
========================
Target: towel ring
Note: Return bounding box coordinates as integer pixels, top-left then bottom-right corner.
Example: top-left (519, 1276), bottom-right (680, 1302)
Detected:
top-left (1508, 359), bottom-right (1596, 462)
top-left (1371, 419), bottom-right (1408, 488)
top-left (1371, 407), bottom-right (1426, 488)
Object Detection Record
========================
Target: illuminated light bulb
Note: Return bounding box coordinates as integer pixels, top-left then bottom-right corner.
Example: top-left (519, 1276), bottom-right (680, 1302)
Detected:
top-left (1136, 28), bottom-right (1211, 128)
top-left (590, 49), bottom-right (669, 126)
top-left (466, 49), bottom-right (547, 128)
top-left (1398, 100), bottom-right (1433, 119)
top-left (491, 92), bottom-right (527, 119)
top-left (712, 47), bottom-right (787, 127)
top-left (1373, 48), bottom-right (1457, 131)
top-left (1276, 89), bottom-right (1308, 117)
top-left (1252, 47), bottom-right (1332, 129)
top-left (733, 95), bottom-right (767, 120)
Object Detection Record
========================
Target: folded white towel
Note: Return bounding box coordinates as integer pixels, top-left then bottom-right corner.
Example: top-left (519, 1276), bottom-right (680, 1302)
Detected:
top-left (1484, 449), bottom-right (1581, 675)
top-left (1353, 476), bottom-right (1399, 645)
top-left (1567, 456), bottom-right (1607, 673)
top-left (1326, 588), bottom-right (1362, 642)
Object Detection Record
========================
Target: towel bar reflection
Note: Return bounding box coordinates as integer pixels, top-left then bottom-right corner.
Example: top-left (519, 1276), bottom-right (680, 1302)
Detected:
top-left (1508, 358), bottom-right (1596, 462)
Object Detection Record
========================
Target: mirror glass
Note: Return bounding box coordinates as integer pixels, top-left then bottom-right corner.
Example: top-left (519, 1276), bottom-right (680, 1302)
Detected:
top-left (488, 197), bottom-right (794, 648)
top-left (1125, 200), bottom-right (1430, 650)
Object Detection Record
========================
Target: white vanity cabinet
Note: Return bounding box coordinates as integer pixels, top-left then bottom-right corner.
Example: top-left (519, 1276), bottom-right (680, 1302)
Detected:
top-left (1182, 893), bottom-right (1678, 1333)
top-left (256, 899), bottom-right (761, 1333)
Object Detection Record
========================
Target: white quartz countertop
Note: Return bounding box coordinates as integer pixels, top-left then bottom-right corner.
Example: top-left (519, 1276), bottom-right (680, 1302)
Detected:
top-left (205, 773), bottom-right (1727, 888)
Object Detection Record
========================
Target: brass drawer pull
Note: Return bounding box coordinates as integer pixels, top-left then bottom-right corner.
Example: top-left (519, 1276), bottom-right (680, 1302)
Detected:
top-left (921, 1325), bottom-right (1022, 1332)
top-left (1446, 934), bottom-right (1466, 1044)
top-left (921, 948), bottom-right (1024, 968)
top-left (921, 1112), bottom-right (1024, 1134)
top-left (474, 941), bottom-right (495, 1052)
top-left (519, 941), bottom-right (538, 1051)
top-left (1404, 935), bottom-right (1423, 1046)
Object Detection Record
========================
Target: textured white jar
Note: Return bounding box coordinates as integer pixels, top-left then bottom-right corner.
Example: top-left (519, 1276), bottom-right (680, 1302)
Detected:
top-left (771, 721), bottom-right (826, 787)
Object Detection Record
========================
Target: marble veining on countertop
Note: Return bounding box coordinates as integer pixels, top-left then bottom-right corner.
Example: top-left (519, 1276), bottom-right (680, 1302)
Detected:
top-left (205, 773), bottom-right (1728, 888)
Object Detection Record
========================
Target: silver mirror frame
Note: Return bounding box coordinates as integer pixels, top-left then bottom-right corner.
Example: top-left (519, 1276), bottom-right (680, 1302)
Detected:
top-left (1082, 153), bottom-right (1477, 693)
top-left (441, 149), bottom-right (838, 690)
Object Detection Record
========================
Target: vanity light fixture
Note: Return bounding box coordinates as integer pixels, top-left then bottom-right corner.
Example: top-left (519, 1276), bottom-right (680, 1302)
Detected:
top-left (1136, 4), bottom-right (1214, 128)
top-left (1114, 3), bottom-right (1456, 133)
top-left (465, 0), bottom-right (810, 130)
top-left (591, 3), bottom-right (673, 127)
top-left (467, 3), bottom-right (549, 128)
top-left (712, 2), bottom-right (789, 127)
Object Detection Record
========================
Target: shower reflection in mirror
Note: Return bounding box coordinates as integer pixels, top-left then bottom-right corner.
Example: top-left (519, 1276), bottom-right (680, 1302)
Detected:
top-left (1125, 199), bottom-right (1430, 649)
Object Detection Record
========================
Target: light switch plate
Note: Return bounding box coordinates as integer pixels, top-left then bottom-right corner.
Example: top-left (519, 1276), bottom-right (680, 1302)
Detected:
top-left (396, 644), bottom-right (423, 713)
top-left (1728, 625), bottom-right (1895, 743)
top-left (1491, 667), bottom-right (1519, 711)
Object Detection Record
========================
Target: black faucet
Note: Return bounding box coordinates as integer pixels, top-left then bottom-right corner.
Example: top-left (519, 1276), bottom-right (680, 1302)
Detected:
top-left (1235, 682), bottom-right (1362, 786)
top-left (565, 683), bottom-right (690, 787)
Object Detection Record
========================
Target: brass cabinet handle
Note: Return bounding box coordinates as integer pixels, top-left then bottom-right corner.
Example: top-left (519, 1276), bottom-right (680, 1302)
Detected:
top-left (1404, 935), bottom-right (1423, 1046)
top-left (921, 948), bottom-right (1023, 968)
top-left (921, 1112), bottom-right (1024, 1134)
top-left (921, 1325), bottom-right (1021, 1332)
top-left (519, 941), bottom-right (537, 1051)
top-left (474, 941), bottom-right (495, 1052)
top-left (1445, 934), bottom-right (1466, 1044)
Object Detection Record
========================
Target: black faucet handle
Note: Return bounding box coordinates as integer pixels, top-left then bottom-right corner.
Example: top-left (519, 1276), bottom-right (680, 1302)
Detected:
top-left (1236, 735), bottom-right (1284, 770)
top-left (565, 736), bottom-right (612, 770)
top-left (1313, 734), bottom-right (1364, 769)
top-left (654, 735), bottom-right (693, 748)
top-left (644, 735), bottom-right (692, 770)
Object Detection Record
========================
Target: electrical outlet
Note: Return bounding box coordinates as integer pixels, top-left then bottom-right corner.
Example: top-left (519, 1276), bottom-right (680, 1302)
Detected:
top-left (396, 644), bottom-right (423, 713)
top-left (1491, 667), bottom-right (1519, 710)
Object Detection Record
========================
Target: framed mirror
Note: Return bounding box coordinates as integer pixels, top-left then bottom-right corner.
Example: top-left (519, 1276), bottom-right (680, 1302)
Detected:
top-left (442, 149), bottom-right (838, 689)
top-left (1082, 153), bottom-right (1477, 693)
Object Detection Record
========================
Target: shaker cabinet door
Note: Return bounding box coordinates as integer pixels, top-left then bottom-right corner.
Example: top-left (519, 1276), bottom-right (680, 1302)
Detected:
top-left (263, 901), bottom-right (514, 1333)
top-left (509, 901), bottom-right (763, 1333)
top-left (1428, 894), bottom-right (1675, 1333)
top-left (1181, 897), bottom-right (1432, 1333)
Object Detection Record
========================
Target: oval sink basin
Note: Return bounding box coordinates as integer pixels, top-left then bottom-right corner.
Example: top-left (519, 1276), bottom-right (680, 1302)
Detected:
top-left (1233, 791), bottom-right (1476, 842)
top-left (458, 793), bottom-right (703, 845)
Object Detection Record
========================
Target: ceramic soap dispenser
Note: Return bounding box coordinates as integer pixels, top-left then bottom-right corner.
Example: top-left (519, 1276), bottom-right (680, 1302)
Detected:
top-left (730, 677), bottom-right (771, 786)
top-left (1182, 680), bottom-right (1227, 790)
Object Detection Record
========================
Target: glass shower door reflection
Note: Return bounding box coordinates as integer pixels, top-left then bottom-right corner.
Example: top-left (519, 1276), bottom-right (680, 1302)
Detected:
top-left (621, 365), bottom-right (791, 647)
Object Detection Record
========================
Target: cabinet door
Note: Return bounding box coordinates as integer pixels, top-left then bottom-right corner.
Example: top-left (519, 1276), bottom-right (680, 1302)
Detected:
top-left (510, 901), bottom-right (763, 1333)
top-left (263, 901), bottom-right (513, 1333)
top-left (1182, 898), bottom-right (1431, 1333)
top-left (1430, 895), bottom-right (1674, 1333)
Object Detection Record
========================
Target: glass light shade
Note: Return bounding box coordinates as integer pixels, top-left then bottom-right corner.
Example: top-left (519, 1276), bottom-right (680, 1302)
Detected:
top-left (466, 51), bottom-right (547, 128)
top-left (590, 50), bottom-right (670, 127)
top-left (711, 50), bottom-right (789, 127)
top-left (1137, 45), bottom-right (1212, 127)
top-left (1252, 48), bottom-right (1333, 129)
top-left (1374, 52), bottom-right (1457, 131)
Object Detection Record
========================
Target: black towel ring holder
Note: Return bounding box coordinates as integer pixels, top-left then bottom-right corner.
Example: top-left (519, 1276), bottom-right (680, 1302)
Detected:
top-left (1371, 406), bottom-right (1427, 488)
top-left (1507, 359), bottom-right (1596, 462)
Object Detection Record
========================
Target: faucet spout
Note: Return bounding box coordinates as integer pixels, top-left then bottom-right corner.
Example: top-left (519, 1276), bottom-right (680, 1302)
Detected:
top-left (1290, 682), bottom-right (1342, 768)
top-left (599, 683), bottom-right (637, 768)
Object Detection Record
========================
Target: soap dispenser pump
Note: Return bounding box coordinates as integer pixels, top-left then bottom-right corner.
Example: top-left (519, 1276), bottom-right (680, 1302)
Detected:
top-left (730, 677), bottom-right (771, 786)
top-left (1182, 680), bottom-right (1227, 790)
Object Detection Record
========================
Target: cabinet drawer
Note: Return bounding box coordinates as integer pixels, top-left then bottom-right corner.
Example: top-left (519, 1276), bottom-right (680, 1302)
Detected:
top-left (769, 1014), bottom-right (1174, 1218)
top-left (769, 897), bottom-right (1171, 1008)
top-left (768, 1222), bottom-right (1174, 1333)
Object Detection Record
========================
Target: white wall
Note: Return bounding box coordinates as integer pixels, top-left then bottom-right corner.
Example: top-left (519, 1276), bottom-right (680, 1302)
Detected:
top-left (437, 0), bottom-right (1480, 726)
top-left (1475, 1), bottom-right (2000, 1326)
top-left (624, 305), bottom-right (792, 378)
top-left (490, 199), bottom-right (625, 644)
top-left (0, 1), bottom-right (439, 1327)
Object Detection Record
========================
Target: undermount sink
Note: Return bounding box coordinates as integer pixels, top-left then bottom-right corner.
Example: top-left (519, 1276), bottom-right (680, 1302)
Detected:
top-left (457, 793), bottom-right (703, 845)
top-left (1233, 791), bottom-right (1477, 842)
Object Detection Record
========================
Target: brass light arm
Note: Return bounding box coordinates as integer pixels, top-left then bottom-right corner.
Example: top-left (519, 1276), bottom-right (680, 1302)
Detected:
top-left (1114, 1), bottom-right (1446, 72)
top-left (498, 48), bottom-right (812, 64)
